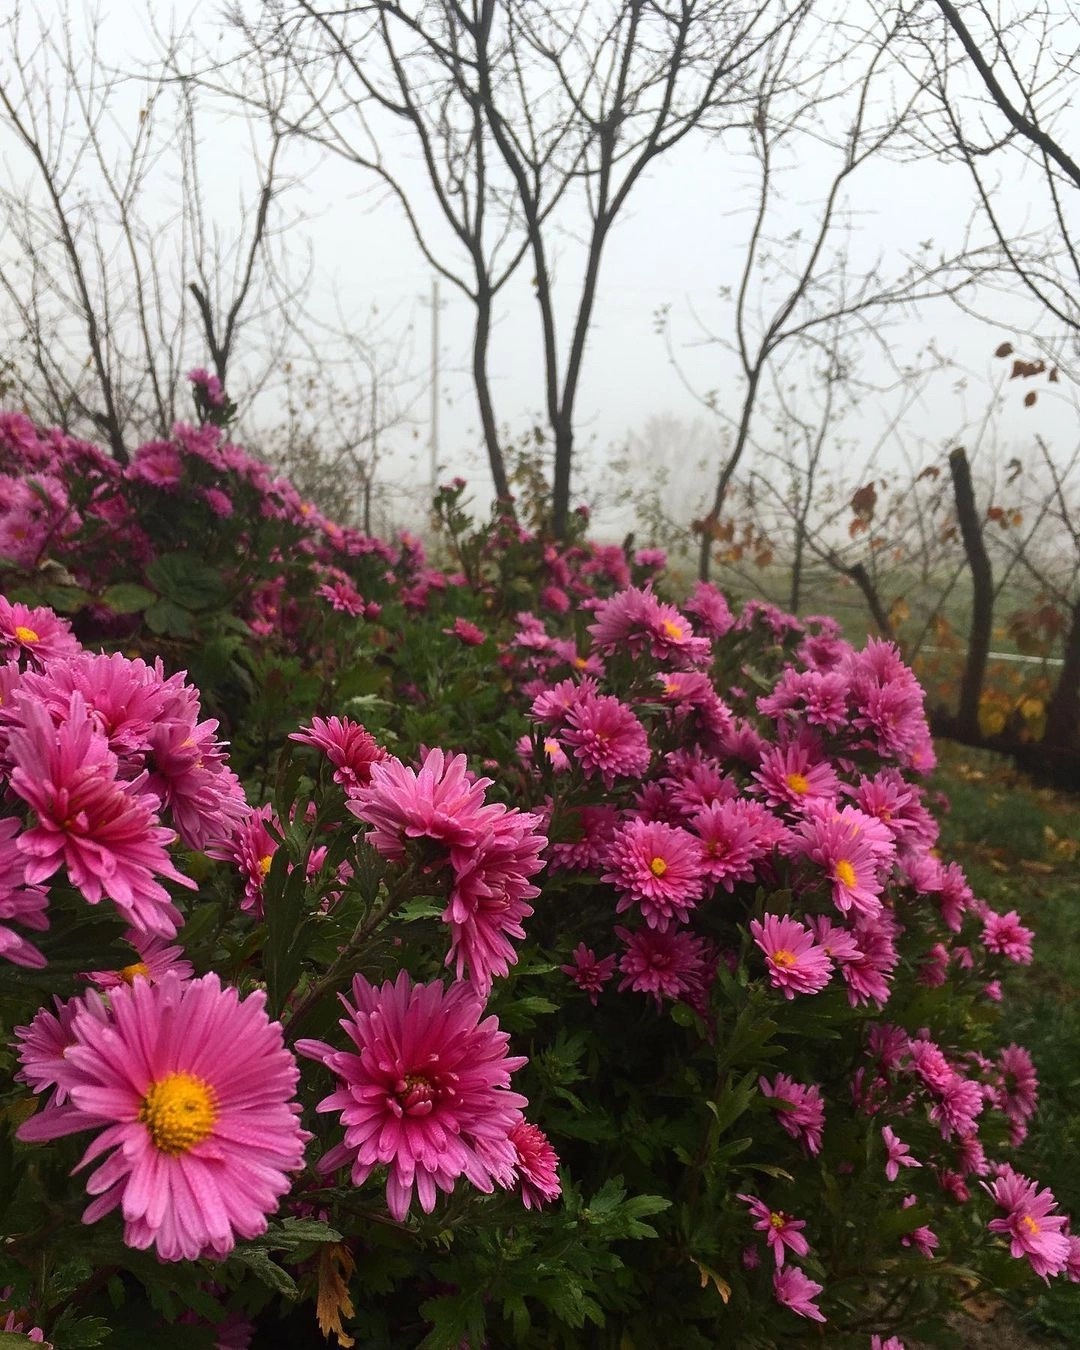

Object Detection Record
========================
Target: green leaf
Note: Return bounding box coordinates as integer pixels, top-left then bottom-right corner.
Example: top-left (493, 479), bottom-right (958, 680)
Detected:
top-left (100, 582), bottom-right (156, 614)
top-left (146, 552), bottom-right (228, 611)
top-left (45, 1308), bottom-right (113, 1347)
top-left (230, 1246), bottom-right (299, 1298)
top-left (144, 599), bottom-right (193, 637)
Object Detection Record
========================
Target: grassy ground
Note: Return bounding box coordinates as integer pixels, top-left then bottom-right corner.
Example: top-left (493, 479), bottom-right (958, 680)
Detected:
top-left (933, 742), bottom-right (1080, 1342)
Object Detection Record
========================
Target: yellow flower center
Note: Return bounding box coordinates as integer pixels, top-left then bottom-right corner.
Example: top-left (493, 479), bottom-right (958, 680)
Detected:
top-left (259, 854), bottom-right (273, 876)
top-left (543, 739), bottom-right (560, 758)
top-left (661, 619), bottom-right (684, 640)
top-left (649, 856), bottom-right (668, 877)
top-left (835, 859), bottom-right (857, 888)
top-left (785, 771), bottom-right (810, 795)
top-left (13, 625), bottom-right (39, 644)
top-left (573, 656), bottom-right (588, 670)
top-left (1021, 1214), bottom-right (1040, 1235)
top-left (118, 961), bottom-right (151, 985)
top-left (770, 1211), bottom-right (786, 1229)
top-left (139, 1072), bottom-right (217, 1154)
top-left (662, 681), bottom-right (678, 696)
top-left (772, 948), bottom-right (797, 968)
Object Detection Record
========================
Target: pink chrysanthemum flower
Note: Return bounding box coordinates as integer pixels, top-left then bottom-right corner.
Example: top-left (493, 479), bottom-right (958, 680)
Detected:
top-left (899, 1195), bottom-right (939, 1259)
top-left (752, 739), bottom-right (840, 812)
top-left (443, 616), bottom-right (486, 645)
top-left (15, 651), bottom-right (169, 759)
top-left (9, 693), bottom-right (192, 936)
top-left (788, 802), bottom-right (895, 918)
top-left (997, 1044), bottom-right (1038, 1126)
top-left (14, 991), bottom-right (108, 1113)
top-left (760, 1073), bottom-right (825, 1155)
top-left (348, 749), bottom-right (492, 860)
top-left (616, 924), bottom-right (711, 1007)
top-left (773, 1265), bottom-right (826, 1322)
top-left (562, 693), bottom-right (651, 787)
top-left (882, 1125), bottom-right (921, 1181)
top-left (290, 716), bottom-right (388, 794)
top-left (682, 580), bottom-right (735, 639)
top-left (443, 804), bottom-right (545, 993)
top-left (871, 1337), bottom-right (907, 1350)
top-left (17, 972), bottom-right (308, 1261)
top-left (0, 596), bottom-right (80, 665)
top-left (0, 816), bottom-right (49, 969)
top-left (508, 1121), bottom-right (562, 1210)
top-left (587, 586), bottom-right (664, 657)
top-left (981, 909), bottom-right (1034, 964)
top-left (144, 711), bottom-right (248, 852)
top-left (298, 972), bottom-right (527, 1221)
top-left (602, 818), bottom-right (704, 931)
top-left (208, 803), bottom-right (281, 917)
top-left (560, 942), bottom-right (616, 1004)
top-left (529, 675), bottom-right (599, 727)
top-left (549, 804), bottom-right (620, 872)
top-left (738, 1194), bottom-right (810, 1267)
top-left (85, 930), bottom-right (194, 990)
top-left (750, 914), bottom-right (832, 999)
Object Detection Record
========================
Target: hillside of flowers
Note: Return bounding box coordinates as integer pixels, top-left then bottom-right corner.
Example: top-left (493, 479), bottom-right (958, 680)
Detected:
top-left (0, 408), bottom-right (1073, 1348)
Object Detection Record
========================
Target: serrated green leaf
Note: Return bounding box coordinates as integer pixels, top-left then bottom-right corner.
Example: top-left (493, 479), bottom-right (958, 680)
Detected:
top-left (100, 582), bottom-right (156, 614)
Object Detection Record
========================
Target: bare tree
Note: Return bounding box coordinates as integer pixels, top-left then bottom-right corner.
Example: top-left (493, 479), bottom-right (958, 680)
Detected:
top-left (0, 3), bottom-right (305, 460)
top-left (656, 3), bottom-right (999, 581)
top-left (899, 0), bottom-right (1080, 366)
top-left (221, 0), bottom-right (814, 536)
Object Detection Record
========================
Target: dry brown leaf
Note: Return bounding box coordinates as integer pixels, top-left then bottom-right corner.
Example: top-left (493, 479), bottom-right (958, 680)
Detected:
top-left (1018, 859), bottom-right (1055, 875)
top-left (317, 1243), bottom-right (356, 1348)
top-left (690, 1257), bottom-right (731, 1303)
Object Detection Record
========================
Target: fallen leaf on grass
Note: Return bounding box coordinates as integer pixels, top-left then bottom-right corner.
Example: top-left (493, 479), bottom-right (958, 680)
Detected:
top-left (1018, 859), bottom-right (1055, 875)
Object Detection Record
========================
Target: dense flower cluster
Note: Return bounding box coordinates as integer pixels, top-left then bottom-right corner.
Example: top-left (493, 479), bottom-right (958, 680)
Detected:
top-left (0, 420), bottom-right (1069, 1345)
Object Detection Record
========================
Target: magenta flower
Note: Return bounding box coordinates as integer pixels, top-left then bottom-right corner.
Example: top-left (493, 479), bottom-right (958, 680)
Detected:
top-left (562, 693), bottom-right (651, 787)
top-left (881, 1125), bottom-right (921, 1181)
top-left (442, 803), bottom-right (545, 993)
top-left (871, 1336), bottom-right (907, 1349)
top-left (602, 818), bottom-right (704, 931)
top-left (0, 816), bottom-right (49, 969)
top-left (738, 1193), bottom-right (810, 1267)
top-left (17, 973), bottom-right (308, 1261)
top-left (752, 739), bottom-right (840, 812)
top-left (760, 1073), bottom-right (825, 1155)
top-left (9, 693), bottom-right (192, 936)
top-left (981, 909), bottom-right (1034, 964)
top-left (773, 1265), bottom-right (826, 1321)
top-left (290, 716), bottom-right (388, 794)
top-left (750, 914), bottom-right (832, 1000)
top-left (85, 930), bottom-right (194, 990)
top-left (508, 1121), bottom-right (562, 1210)
top-left (0, 595), bottom-right (80, 664)
top-left (616, 924), bottom-right (712, 1008)
top-left (561, 942), bottom-right (617, 1004)
top-left (348, 749), bottom-right (492, 860)
top-left (985, 1166), bottom-right (1070, 1280)
top-left (789, 802), bottom-right (894, 917)
top-left (899, 1194), bottom-right (939, 1259)
top-left (298, 971), bottom-right (528, 1221)
top-left (208, 803), bottom-right (281, 917)
top-left (443, 616), bottom-right (486, 645)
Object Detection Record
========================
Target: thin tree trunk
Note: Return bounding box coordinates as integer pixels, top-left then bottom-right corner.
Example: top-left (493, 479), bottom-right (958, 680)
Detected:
top-left (949, 446), bottom-right (994, 740)
top-left (845, 561), bottom-right (895, 640)
top-left (1043, 597), bottom-right (1080, 750)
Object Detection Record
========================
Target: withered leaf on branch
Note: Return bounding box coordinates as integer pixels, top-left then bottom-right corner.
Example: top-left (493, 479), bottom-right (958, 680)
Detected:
top-left (317, 1243), bottom-right (356, 1349)
top-left (994, 341), bottom-right (1014, 358)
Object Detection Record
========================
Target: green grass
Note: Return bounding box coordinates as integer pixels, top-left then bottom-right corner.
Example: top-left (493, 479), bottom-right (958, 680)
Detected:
top-left (933, 742), bottom-right (1080, 1337)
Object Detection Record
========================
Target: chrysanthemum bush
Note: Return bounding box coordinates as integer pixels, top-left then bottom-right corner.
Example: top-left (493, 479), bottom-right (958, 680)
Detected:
top-left (0, 429), bottom-right (1074, 1347)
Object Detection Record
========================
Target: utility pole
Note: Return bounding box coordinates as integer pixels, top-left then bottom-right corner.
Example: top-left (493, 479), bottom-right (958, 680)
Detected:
top-left (421, 277), bottom-right (447, 500)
